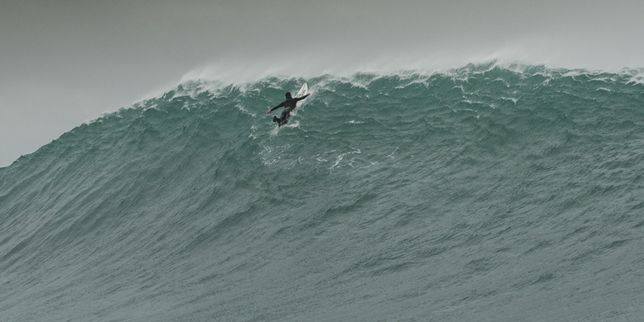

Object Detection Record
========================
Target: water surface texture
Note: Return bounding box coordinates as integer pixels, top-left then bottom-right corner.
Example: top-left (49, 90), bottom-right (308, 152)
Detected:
top-left (1, 64), bottom-right (644, 321)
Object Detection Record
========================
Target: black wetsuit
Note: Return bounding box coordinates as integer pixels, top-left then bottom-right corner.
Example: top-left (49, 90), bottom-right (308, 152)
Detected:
top-left (268, 94), bottom-right (310, 126)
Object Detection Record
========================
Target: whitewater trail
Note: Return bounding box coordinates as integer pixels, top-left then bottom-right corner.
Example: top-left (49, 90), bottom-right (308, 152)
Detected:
top-left (1, 64), bottom-right (644, 321)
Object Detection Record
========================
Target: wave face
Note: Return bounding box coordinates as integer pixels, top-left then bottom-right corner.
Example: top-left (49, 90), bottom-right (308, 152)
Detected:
top-left (1, 64), bottom-right (644, 321)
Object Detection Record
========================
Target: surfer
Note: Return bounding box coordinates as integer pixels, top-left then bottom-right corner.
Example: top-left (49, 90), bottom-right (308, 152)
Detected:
top-left (266, 92), bottom-right (310, 126)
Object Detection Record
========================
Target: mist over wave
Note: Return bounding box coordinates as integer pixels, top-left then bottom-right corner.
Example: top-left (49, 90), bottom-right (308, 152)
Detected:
top-left (1, 63), bottom-right (644, 321)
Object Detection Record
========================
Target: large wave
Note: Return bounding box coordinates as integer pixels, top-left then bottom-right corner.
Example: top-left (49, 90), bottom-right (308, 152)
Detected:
top-left (1, 64), bottom-right (644, 321)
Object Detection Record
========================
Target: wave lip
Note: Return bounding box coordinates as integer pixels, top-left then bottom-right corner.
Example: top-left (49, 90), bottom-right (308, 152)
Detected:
top-left (1, 64), bottom-right (644, 321)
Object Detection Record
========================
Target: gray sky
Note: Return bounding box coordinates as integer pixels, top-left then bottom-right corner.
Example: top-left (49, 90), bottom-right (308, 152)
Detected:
top-left (2, 0), bottom-right (644, 167)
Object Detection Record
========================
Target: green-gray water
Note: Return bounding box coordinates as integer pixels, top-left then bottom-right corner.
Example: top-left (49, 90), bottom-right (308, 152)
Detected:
top-left (1, 64), bottom-right (644, 321)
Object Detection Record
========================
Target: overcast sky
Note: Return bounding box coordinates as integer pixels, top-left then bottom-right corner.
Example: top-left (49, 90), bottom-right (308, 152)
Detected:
top-left (1, 0), bottom-right (644, 167)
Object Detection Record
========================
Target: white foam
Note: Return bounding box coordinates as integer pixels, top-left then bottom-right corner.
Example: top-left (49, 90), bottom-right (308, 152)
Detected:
top-left (175, 48), bottom-right (556, 86)
top-left (269, 126), bottom-right (280, 137)
top-left (500, 97), bottom-right (519, 104)
top-left (130, 59), bottom-right (644, 110)
top-left (284, 120), bottom-right (300, 128)
top-left (627, 72), bottom-right (644, 86)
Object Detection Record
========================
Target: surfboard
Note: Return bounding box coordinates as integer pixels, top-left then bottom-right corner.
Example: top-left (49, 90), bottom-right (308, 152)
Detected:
top-left (291, 83), bottom-right (309, 116)
top-left (296, 83), bottom-right (309, 98)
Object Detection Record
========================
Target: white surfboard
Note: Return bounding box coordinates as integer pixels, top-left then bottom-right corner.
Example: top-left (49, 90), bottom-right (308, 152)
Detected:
top-left (290, 83), bottom-right (309, 117)
top-left (296, 83), bottom-right (309, 98)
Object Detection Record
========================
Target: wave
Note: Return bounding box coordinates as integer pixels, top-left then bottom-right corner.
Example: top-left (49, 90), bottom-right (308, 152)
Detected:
top-left (1, 64), bottom-right (644, 321)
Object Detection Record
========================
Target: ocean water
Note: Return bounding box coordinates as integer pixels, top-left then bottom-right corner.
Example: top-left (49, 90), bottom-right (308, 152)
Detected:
top-left (1, 64), bottom-right (644, 321)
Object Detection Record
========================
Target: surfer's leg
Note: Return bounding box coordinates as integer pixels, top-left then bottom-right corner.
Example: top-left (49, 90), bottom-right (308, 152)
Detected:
top-left (278, 110), bottom-right (290, 125)
top-left (283, 112), bottom-right (291, 125)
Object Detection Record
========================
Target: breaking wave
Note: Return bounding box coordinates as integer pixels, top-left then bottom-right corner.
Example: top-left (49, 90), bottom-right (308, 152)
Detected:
top-left (1, 63), bottom-right (644, 321)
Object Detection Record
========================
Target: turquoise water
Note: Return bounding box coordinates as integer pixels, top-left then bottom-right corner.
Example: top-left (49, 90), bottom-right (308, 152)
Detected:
top-left (1, 64), bottom-right (644, 321)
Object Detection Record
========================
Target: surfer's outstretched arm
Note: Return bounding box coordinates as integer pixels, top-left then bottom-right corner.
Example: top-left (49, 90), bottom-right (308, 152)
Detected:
top-left (296, 93), bottom-right (310, 101)
top-left (267, 102), bottom-right (285, 114)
